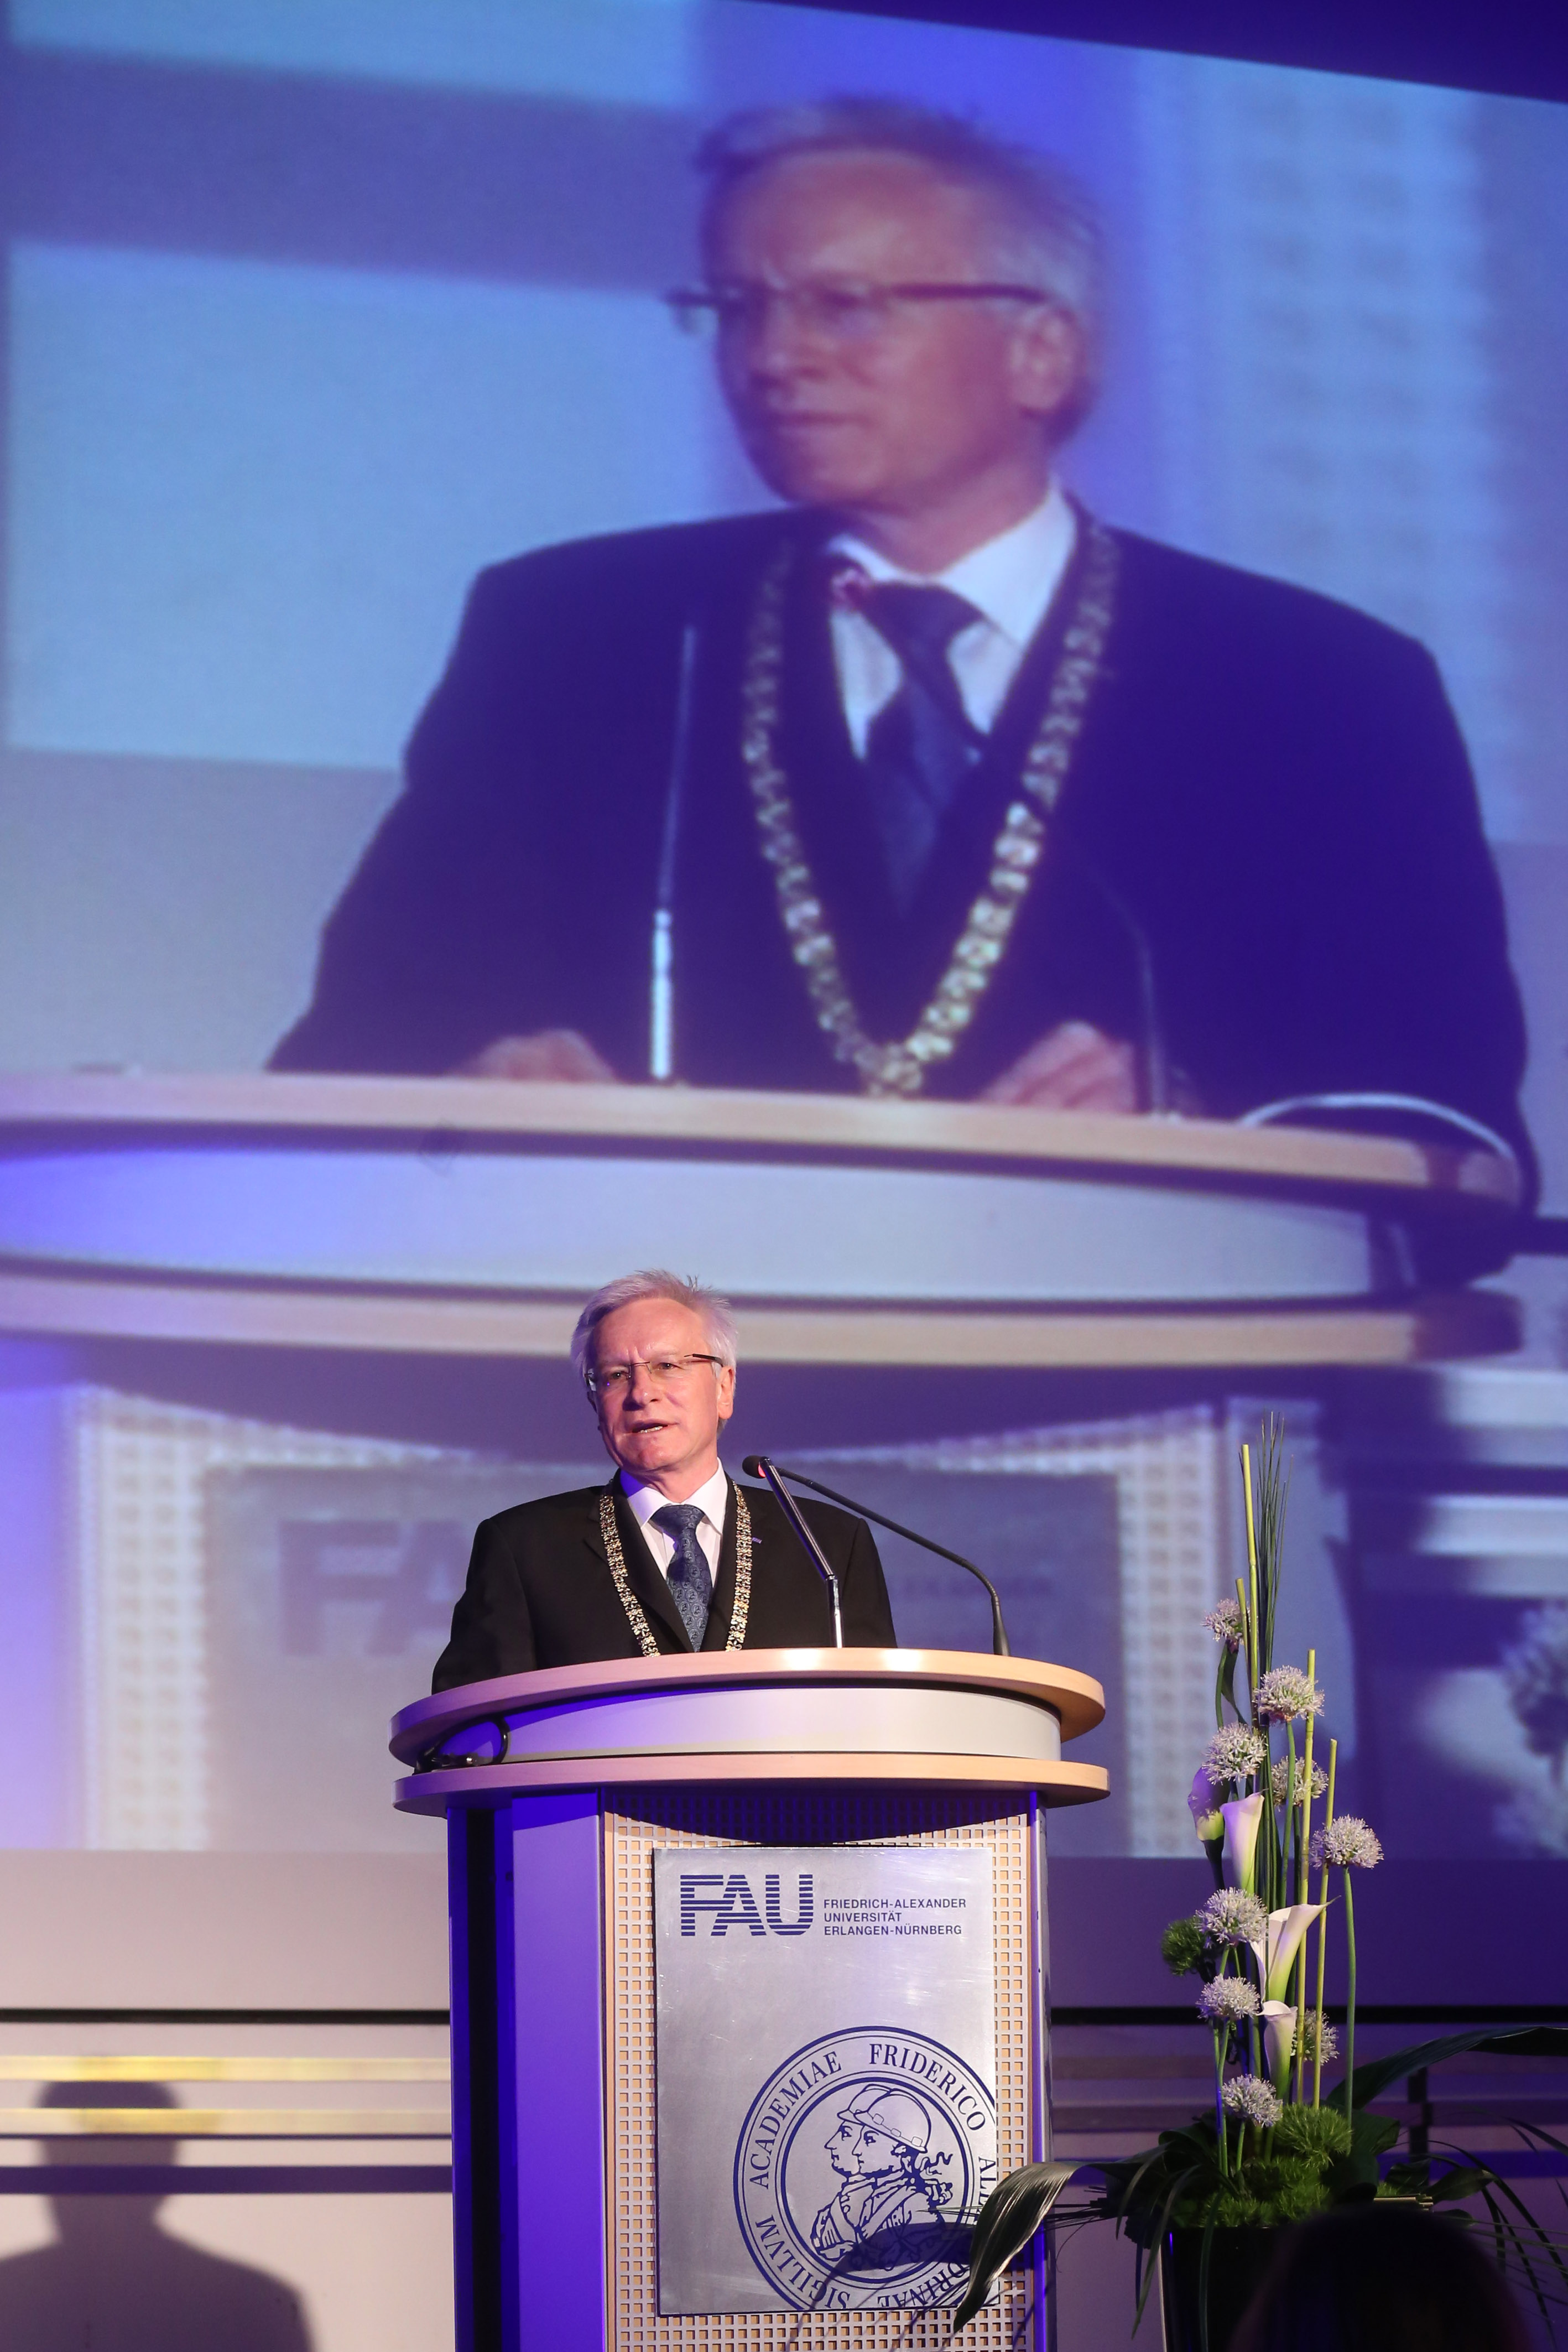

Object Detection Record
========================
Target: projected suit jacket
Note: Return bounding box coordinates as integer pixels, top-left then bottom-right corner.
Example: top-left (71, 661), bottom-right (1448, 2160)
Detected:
top-left (273, 508), bottom-right (1531, 1181)
top-left (430, 1475), bottom-right (893, 1689)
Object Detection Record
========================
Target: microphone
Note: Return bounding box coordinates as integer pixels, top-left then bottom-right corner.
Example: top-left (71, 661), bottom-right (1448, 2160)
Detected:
top-left (649, 621), bottom-right (699, 1084)
top-left (742, 1457), bottom-right (1010, 1658)
top-left (1055, 837), bottom-right (1169, 1114)
top-left (741, 1456), bottom-right (843, 1648)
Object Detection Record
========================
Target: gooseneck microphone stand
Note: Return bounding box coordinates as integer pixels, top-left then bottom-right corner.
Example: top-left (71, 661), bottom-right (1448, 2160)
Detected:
top-left (744, 1456), bottom-right (1010, 1657)
top-left (741, 1456), bottom-right (844, 1648)
top-left (752, 1449), bottom-right (1020, 1656)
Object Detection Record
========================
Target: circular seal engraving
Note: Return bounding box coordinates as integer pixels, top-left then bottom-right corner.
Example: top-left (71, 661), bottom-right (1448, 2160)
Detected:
top-left (732, 2027), bottom-right (997, 2313)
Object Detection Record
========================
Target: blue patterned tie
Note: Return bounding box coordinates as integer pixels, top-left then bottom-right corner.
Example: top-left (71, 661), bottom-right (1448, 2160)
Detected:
top-left (652, 1502), bottom-right (713, 1649)
top-left (858, 583), bottom-right (986, 913)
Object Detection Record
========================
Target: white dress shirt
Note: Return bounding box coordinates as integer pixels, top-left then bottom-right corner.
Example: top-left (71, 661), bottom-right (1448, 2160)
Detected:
top-left (621, 1463), bottom-right (728, 1582)
top-left (827, 485), bottom-right (1078, 756)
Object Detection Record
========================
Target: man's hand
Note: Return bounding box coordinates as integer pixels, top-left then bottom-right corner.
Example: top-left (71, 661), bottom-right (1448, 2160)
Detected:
top-left (455, 1029), bottom-right (618, 1082)
top-left (980, 1021), bottom-right (1139, 1112)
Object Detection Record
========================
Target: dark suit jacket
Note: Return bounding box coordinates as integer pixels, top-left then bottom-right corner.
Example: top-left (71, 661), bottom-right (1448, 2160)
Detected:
top-left (274, 507), bottom-right (1531, 1192)
top-left (431, 1474), bottom-right (895, 1689)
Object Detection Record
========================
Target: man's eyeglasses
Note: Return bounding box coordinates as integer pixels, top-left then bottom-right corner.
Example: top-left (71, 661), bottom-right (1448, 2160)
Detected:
top-left (585, 1353), bottom-right (726, 1397)
top-left (665, 280), bottom-right (1055, 345)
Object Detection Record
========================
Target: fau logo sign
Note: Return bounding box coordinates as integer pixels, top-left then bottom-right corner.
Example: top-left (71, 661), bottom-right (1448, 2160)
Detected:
top-left (679, 1871), bottom-right (814, 1937)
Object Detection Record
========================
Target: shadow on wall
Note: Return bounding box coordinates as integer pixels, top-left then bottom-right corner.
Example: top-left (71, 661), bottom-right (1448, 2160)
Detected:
top-left (0, 2082), bottom-right (313, 2351)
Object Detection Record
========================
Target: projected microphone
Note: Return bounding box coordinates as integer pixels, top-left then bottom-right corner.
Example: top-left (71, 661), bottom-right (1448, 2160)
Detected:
top-left (740, 1455), bottom-right (843, 1648)
top-left (742, 1458), bottom-right (1010, 1657)
top-left (649, 621), bottom-right (699, 1084)
top-left (1054, 838), bottom-right (1169, 1114)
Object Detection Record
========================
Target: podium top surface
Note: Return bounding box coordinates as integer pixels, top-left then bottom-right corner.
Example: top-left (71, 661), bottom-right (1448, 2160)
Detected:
top-left (0, 1069), bottom-right (1519, 1212)
top-left (390, 1646), bottom-right (1106, 1763)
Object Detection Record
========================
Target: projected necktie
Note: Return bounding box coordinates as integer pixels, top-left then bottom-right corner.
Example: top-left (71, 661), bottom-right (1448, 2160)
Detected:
top-left (652, 1503), bottom-right (713, 1649)
top-left (857, 583), bottom-right (986, 913)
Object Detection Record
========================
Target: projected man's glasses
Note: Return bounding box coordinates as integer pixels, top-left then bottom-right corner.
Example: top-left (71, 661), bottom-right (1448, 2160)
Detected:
top-left (585, 1354), bottom-right (726, 1397)
top-left (665, 280), bottom-right (1055, 343)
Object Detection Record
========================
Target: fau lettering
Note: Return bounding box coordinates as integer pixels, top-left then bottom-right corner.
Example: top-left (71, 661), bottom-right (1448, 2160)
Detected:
top-left (679, 1871), bottom-right (814, 1937)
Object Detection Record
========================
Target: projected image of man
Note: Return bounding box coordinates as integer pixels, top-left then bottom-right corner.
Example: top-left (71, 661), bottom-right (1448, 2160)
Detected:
top-left (274, 100), bottom-right (1531, 1195)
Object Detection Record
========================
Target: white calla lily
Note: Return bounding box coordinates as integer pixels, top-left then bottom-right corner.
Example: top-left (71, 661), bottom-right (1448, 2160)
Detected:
top-left (1262, 2000), bottom-right (1296, 2095)
top-left (1246, 1903), bottom-right (1325, 2003)
top-left (1220, 1792), bottom-right (1265, 1893)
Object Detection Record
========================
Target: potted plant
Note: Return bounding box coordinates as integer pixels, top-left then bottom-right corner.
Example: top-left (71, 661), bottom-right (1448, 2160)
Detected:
top-left (952, 1423), bottom-right (1568, 2350)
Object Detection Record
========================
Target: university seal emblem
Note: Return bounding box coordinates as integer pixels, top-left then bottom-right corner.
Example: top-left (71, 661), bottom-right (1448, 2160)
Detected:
top-left (732, 2027), bottom-right (997, 2313)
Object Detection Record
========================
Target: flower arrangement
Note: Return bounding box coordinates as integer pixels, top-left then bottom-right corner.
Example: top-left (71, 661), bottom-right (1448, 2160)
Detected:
top-left (954, 1422), bottom-right (1568, 2347)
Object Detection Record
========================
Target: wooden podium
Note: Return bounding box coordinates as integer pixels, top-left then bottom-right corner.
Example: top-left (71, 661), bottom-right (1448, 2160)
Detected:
top-left (391, 1648), bottom-right (1108, 2351)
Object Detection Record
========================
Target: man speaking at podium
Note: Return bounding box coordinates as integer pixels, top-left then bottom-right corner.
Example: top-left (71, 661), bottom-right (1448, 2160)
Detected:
top-left (432, 1271), bottom-right (893, 1688)
top-left (274, 97), bottom-right (1529, 1188)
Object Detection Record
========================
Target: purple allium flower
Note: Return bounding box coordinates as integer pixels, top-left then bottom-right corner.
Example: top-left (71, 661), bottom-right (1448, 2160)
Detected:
top-left (1204, 1598), bottom-right (1246, 1651)
top-left (1197, 1976), bottom-right (1261, 2026)
top-left (1254, 1666), bottom-right (1325, 1723)
top-left (1310, 1815), bottom-right (1383, 1870)
top-left (1270, 1756), bottom-right (1329, 1808)
top-left (1198, 1888), bottom-right (1269, 1947)
top-left (1222, 2075), bottom-right (1283, 2129)
top-left (1298, 2012), bottom-right (1340, 2065)
top-left (1203, 1724), bottom-right (1270, 1784)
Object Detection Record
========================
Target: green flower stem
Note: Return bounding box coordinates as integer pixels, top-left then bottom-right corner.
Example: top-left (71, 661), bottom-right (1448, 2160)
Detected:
top-left (1296, 1652), bottom-right (1316, 2103)
top-left (1343, 1866), bottom-right (1357, 2109)
top-left (1212, 2025), bottom-right (1227, 2175)
top-left (1243, 1454), bottom-right (1262, 1698)
top-left (1312, 1737), bottom-right (1337, 2109)
top-left (1288, 1723), bottom-right (1299, 1906)
top-left (1242, 1441), bottom-right (1259, 1631)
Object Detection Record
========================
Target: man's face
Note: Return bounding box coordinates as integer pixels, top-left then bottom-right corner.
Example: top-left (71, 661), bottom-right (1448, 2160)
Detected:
top-left (588, 1297), bottom-right (735, 1490)
top-left (705, 149), bottom-right (1080, 525)
top-left (824, 2115), bottom-right (903, 2180)
top-left (847, 2124), bottom-right (900, 2179)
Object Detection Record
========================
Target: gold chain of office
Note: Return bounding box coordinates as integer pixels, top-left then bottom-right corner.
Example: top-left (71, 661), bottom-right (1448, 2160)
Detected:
top-left (738, 516), bottom-right (1121, 1097)
top-left (598, 1486), bottom-right (753, 1654)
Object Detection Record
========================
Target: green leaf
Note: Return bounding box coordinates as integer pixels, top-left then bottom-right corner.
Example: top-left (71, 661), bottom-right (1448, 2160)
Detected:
top-left (1330, 2025), bottom-right (1568, 2114)
top-left (1199, 2214), bottom-right (1217, 2352)
top-left (949, 2161), bottom-right (1090, 2338)
top-left (1105, 2146), bottom-right (1182, 2244)
top-left (1416, 2134), bottom-right (1568, 2341)
top-left (1470, 2175), bottom-right (1568, 2336)
top-left (1509, 2121), bottom-right (1568, 2223)
top-left (1380, 2162), bottom-right (1430, 2197)
top-left (1137, 2166), bottom-right (1204, 2333)
top-left (1426, 2166), bottom-right (1492, 2204)
top-left (1326, 2110), bottom-right (1398, 2199)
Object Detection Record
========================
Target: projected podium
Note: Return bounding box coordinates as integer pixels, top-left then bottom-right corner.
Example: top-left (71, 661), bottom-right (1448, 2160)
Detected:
top-left (0, 1071), bottom-right (1523, 1366)
top-left (391, 1647), bottom-right (1108, 2351)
